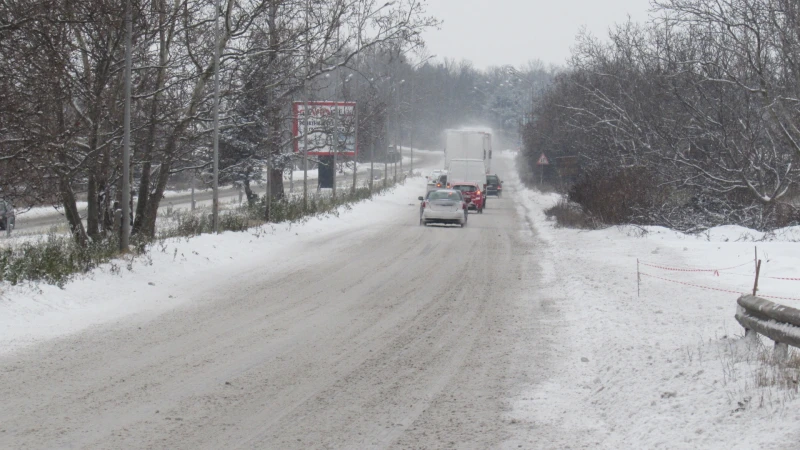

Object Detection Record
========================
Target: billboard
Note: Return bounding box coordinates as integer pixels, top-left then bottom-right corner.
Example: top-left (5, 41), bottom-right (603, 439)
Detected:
top-left (293, 101), bottom-right (357, 156)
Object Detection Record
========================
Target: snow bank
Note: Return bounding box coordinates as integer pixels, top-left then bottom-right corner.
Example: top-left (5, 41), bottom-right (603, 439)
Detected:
top-left (0, 178), bottom-right (427, 356)
top-left (504, 154), bottom-right (800, 449)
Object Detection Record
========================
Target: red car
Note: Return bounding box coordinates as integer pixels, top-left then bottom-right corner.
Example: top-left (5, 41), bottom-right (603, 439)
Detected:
top-left (451, 182), bottom-right (485, 213)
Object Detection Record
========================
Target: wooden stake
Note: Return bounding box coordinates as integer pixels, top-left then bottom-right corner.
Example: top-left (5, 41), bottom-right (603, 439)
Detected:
top-left (753, 259), bottom-right (762, 296)
top-left (637, 258), bottom-right (640, 297)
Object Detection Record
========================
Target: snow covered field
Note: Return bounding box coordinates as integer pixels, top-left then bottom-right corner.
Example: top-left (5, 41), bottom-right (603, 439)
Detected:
top-left (505, 156), bottom-right (800, 449)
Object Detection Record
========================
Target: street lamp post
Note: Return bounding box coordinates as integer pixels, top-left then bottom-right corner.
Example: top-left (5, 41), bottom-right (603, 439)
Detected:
top-left (394, 79), bottom-right (404, 182)
top-left (211, 0), bottom-right (221, 233)
top-left (121, 0), bottom-right (132, 251)
top-left (407, 56), bottom-right (434, 175)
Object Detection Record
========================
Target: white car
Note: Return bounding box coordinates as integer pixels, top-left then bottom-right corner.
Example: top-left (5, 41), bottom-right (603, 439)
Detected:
top-left (426, 170), bottom-right (446, 184)
top-left (426, 171), bottom-right (448, 193)
top-left (418, 189), bottom-right (468, 227)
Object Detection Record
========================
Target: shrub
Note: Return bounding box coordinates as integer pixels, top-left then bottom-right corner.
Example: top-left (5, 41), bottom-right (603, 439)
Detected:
top-left (544, 199), bottom-right (595, 229)
top-left (0, 233), bottom-right (135, 287)
top-left (568, 166), bottom-right (669, 226)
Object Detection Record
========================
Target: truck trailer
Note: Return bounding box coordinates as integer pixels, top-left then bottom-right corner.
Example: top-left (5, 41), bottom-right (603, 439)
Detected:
top-left (444, 129), bottom-right (492, 173)
top-left (447, 159), bottom-right (487, 186)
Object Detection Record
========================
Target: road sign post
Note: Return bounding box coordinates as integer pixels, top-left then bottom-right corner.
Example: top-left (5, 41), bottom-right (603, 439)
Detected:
top-left (536, 153), bottom-right (550, 185)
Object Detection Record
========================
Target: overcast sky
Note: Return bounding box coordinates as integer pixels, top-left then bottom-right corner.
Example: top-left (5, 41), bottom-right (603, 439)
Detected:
top-left (420, 0), bottom-right (653, 69)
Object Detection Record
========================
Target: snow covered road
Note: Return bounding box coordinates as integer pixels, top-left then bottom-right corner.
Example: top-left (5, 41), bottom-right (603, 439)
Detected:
top-left (3, 153), bottom-right (797, 449)
top-left (0, 157), bottom-right (554, 448)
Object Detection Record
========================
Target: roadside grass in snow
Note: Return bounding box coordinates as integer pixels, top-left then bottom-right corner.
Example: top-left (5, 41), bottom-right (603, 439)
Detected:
top-left (1, 180), bottom-right (401, 287)
top-left (713, 335), bottom-right (800, 410)
top-left (0, 233), bottom-right (128, 287)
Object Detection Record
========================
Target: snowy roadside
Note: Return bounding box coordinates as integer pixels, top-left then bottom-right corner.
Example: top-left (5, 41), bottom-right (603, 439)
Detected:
top-left (0, 177), bottom-right (428, 356)
top-left (503, 156), bottom-right (800, 448)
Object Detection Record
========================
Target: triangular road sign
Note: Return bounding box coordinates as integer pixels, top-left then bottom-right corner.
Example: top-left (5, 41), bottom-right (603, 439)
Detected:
top-left (537, 153), bottom-right (550, 165)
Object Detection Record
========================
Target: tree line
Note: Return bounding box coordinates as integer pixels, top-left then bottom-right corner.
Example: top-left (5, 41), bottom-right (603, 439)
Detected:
top-left (521, 0), bottom-right (800, 231)
top-left (0, 0), bottom-right (555, 246)
top-left (0, 0), bottom-right (435, 244)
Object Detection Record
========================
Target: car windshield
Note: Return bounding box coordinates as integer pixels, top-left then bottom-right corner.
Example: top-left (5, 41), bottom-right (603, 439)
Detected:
top-left (427, 190), bottom-right (461, 201)
top-left (486, 175), bottom-right (499, 184)
top-left (453, 185), bottom-right (476, 193)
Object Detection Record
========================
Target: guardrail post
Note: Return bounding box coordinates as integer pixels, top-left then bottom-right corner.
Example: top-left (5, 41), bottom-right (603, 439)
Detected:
top-left (775, 341), bottom-right (789, 362)
top-left (743, 327), bottom-right (759, 346)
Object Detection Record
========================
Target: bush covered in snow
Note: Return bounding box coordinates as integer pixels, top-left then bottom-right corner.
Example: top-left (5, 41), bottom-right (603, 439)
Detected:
top-left (519, 0), bottom-right (800, 232)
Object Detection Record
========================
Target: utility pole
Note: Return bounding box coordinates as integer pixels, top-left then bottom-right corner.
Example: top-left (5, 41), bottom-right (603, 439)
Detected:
top-left (371, 80), bottom-right (378, 191)
top-left (121, 0), bottom-right (132, 251)
top-left (302, 0), bottom-right (310, 211)
top-left (352, 5), bottom-right (361, 195)
top-left (408, 56), bottom-right (433, 176)
top-left (398, 81), bottom-right (404, 179)
top-left (333, 97), bottom-right (338, 200)
top-left (352, 102), bottom-right (359, 194)
top-left (211, 0), bottom-right (221, 233)
top-left (303, 89), bottom-right (310, 209)
top-left (383, 110), bottom-right (388, 188)
top-left (409, 75), bottom-right (414, 174)
top-left (394, 79), bottom-right (404, 182)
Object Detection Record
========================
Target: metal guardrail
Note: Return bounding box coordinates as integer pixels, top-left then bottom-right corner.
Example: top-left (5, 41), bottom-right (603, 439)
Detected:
top-left (735, 295), bottom-right (800, 360)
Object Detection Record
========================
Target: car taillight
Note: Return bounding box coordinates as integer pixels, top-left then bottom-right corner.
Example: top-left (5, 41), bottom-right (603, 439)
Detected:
top-left (422, 201), bottom-right (428, 208)
top-left (462, 202), bottom-right (466, 210)
top-left (476, 190), bottom-right (481, 195)
top-left (436, 183), bottom-right (441, 187)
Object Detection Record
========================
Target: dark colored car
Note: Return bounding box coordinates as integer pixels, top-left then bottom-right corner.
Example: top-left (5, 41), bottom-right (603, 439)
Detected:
top-left (485, 174), bottom-right (503, 197)
top-left (0, 200), bottom-right (15, 233)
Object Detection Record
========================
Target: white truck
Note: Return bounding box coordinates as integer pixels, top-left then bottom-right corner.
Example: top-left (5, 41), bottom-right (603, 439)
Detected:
top-left (446, 159), bottom-right (487, 186)
top-left (444, 129), bottom-right (492, 173)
